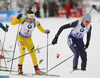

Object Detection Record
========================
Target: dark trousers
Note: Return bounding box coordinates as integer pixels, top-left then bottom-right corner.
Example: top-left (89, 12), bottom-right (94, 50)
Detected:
top-left (67, 35), bottom-right (87, 70)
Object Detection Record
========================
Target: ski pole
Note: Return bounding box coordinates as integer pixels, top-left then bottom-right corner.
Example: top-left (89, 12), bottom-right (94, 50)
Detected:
top-left (10, 19), bottom-right (21, 74)
top-left (9, 10), bottom-right (26, 73)
top-left (3, 49), bottom-right (11, 59)
top-left (0, 41), bottom-right (7, 69)
top-left (46, 34), bottom-right (49, 72)
top-left (7, 43), bottom-right (52, 63)
top-left (0, 43), bottom-right (11, 59)
top-left (0, 49), bottom-right (13, 59)
top-left (89, 4), bottom-right (97, 14)
top-left (3, 32), bottom-right (6, 48)
top-left (80, 4), bottom-right (97, 23)
top-left (44, 55), bottom-right (74, 74)
top-left (2, 24), bottom-right (9, 48)
top-left (3, 56), bottom-right (7, 70)
top-left (2, 24), bottom-right (9, 49)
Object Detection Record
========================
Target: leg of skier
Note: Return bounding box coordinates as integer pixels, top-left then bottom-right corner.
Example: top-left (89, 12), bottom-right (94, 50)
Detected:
top-left (17, 35), bottom-right (26, 74)
top-left (76, 39), bottom-right (87, 70)
top-left (25, 37), bottom-right (44, 74)
top-left (67, 36), bottom-right (79, 70)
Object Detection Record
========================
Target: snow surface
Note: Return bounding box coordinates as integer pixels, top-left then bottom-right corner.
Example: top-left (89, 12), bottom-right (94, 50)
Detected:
top-left (0, 7), bottom-right (100, 78)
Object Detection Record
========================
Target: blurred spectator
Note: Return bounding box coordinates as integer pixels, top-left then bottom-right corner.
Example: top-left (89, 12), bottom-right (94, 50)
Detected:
top-left (75, 9), bottom-right (82, 17)
top-left (43, 2), bottom-right (47, 17)
top-left (69, 0), bottom-right (74, 8)
top-left (0, 7), bottom-right (2, 11)
top-left (17, 0), bottom-right (35, 11)
top-left (53, 0), bottom-right (58, 17)
top-left (35, 2), bottom-right (41, 17)
top-left (48, 0), bottom-right (58, 17)
top-left (29, 7), bottom-right (32, 11)
top-left (17, 0), bottom-right (24, 10)
top-left (66, 0), bottom-right (74, 18)
top-left (74, 1), bottom-right (78, 7)
top-left (65, 3), bottom-right (69, 14)
top-left (0, 1), bottom-right (10, 11)
top-left (48, 1), bottom-right (53, 17)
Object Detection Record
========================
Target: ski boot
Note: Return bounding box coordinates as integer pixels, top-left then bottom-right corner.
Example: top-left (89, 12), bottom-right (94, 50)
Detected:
top-left (81, 68), bottom-right (86, 71)
top-left (34, 65), bottom-right (44, 74)
top-left (18, 64), bottom-right (23, 74)
top-left (73, 66), bottom-right (77, 70)
top-left (0, 55), bottom-right (3, 58)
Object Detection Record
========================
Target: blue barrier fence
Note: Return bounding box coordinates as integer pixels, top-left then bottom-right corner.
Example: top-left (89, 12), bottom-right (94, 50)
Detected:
top-left (0, 10), bottom-right (20, 22)
top-left (0, 76), bottom-right (9, 78)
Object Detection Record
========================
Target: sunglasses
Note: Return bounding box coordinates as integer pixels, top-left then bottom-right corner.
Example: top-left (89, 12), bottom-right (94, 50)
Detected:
top-left (83, 18), bottom-right (91, 24)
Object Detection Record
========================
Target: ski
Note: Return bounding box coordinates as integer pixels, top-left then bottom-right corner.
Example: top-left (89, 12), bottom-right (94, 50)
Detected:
top-left (13, 73), bottom-right (60, 77)
top-left (70, 69), bottom-right (82, 74)
top-left (0, 66), bottom-right (7, 68)
top-left (33, 73), bottom-right (60, 77)
top-left (70, 70), bottom-right (74, 74)
top-left (0, 66), bottom-right (14, 69)
top-left (0, 49), bottom-right (13, 52)
top-left (0, 69), bottom-right (18, 72)
top-left (12, 73), bottom-right (33, 77)
top-left (0, 57), bottom-right (11, 59)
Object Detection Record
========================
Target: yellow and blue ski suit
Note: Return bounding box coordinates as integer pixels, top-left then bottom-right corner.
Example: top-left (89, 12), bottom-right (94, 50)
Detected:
top-left (11, 17), bottom-right (46, 66)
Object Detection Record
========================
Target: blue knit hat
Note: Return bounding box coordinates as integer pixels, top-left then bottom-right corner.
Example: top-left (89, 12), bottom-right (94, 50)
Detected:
top-left (83, 14), bottom-right (91, 22)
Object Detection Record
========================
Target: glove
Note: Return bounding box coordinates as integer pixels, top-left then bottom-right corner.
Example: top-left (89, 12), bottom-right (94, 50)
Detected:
top-left (84, 44), bottom-right (89, 49)
top-left (17, 14), bottom-right (22, 19)
top-left (45, 29), bottom-right (50, 34)
top-left (6, 24), bottom-right (9, 29)
top-left (92, 5), bottom-right (97, 10)
top-left (52, 35), bottom-right (58, 45)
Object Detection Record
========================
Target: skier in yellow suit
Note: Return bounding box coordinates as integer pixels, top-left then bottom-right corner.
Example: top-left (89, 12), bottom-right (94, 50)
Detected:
top-left (11, 10), bottom-right (50, 74)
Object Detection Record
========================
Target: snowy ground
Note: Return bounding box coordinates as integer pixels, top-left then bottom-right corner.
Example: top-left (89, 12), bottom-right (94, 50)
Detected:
top-left (0, 8), bottom-right (100, 78)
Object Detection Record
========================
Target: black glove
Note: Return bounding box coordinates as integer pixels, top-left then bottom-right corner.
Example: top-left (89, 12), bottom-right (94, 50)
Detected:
top-left (52, 35), bottom-right (58, 45)
top-left (84, 43), bottom-right (89, 49)
top-left (92, 4), bottom-right (97, 10)
top-left (6, 24), bottom-right (9, 29)
top-left (45, 29), bottom-right (50, 34)
top-left (17, 14), bottom-right (22, 19)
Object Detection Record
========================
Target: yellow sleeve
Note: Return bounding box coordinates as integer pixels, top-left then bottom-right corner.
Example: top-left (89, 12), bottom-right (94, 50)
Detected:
top-left (11, 17), bottom-right (26, 25)
top-left (36, 21), bottom-right (46, 33)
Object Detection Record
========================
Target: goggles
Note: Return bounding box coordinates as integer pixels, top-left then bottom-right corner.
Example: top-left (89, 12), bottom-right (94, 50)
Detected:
top-left (83, 18), bottom-right (91, 24)
top-left (27, 14), bottom-right (35, 18)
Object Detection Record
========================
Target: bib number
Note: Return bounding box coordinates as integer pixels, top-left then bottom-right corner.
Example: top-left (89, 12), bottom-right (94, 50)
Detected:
top-left (23, 29), bottom-right (32, 36)
top-left (75, 32), bottom-right (82, 37)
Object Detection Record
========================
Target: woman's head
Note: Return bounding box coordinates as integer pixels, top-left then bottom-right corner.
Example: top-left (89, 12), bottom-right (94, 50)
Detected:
top-left (82, 14), bottom-right (91, 26)
top-left (27, 10), bottom-right (35, 23)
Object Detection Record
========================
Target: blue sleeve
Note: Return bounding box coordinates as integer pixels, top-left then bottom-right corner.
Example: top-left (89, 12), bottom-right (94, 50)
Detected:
top-left (56, 20), bottom-right (78, 36)
top-left (86, 25), bottom-right (92, 47)
top-left (0, 23), bottom-right (8, 32)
